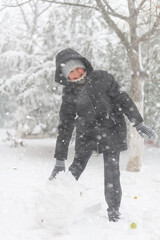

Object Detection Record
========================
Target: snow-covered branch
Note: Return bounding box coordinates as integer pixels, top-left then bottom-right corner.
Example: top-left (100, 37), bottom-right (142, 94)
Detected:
top-left (37, 4), bottom-right (52, 17)
top-left (138, 13), bottom-right (160, 43)
top-left (2, 0), bottom-right (31, 7)
top-left (136, 0), bottom-right (147, 15)
top-left (0, 6), bottom-right (7, 12)
top-left (103, 0), bottom-right (129, 22)
top-left (40, 0), bottom-right (99, 11)
top-left (17, 0), bottom-right (30, 30)
top-left (95, 0), bottom-right (131, 52)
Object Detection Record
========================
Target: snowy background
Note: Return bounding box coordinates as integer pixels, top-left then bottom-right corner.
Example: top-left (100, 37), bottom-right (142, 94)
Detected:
top-left (0, 128), bottom-right (160, 240)
top-left (0, 1), bottom-right (160, 239)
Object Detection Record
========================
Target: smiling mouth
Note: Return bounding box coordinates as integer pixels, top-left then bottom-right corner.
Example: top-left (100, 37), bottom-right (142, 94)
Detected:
top-left (73, 73), bottom-right (83, 80)
top-left (69, 72), bottom-right (87, 82)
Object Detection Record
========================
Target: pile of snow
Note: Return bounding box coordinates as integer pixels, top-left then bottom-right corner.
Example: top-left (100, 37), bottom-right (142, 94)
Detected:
top-left (36, 172), bottom-right (85, 234)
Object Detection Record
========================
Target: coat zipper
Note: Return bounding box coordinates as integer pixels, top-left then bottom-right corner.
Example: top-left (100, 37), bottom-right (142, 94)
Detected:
top-left (109, 115), bottom-right (116, 125)
top-left (84, 87), bottom-right (100, 153)
top-left (84, 87), bottom-right (96, 116)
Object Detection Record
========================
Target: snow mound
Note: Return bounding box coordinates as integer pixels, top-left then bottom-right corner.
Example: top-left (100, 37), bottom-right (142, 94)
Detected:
top-left (35, 171), bottom-right (85, 234)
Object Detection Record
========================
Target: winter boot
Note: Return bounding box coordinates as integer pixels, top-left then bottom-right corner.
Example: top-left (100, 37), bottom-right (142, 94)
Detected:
top-left (107, 208), bottom-right (121, 222)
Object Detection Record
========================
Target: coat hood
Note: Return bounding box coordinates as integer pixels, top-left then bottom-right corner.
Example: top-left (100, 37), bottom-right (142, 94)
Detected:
top-left (55, 48), bottom-right (93, 86)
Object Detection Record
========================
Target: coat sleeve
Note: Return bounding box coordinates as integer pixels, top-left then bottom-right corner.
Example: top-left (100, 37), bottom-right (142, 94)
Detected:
top-left (54, 87), bottom-right (76, 160)
top-left (103, 71), bottom-right (143, 126)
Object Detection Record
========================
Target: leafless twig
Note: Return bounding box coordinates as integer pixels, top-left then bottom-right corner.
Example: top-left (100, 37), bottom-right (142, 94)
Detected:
top-left (40, 0), bottom-right (99, 11)
top-left (3, 0), bottom-right (32, 7)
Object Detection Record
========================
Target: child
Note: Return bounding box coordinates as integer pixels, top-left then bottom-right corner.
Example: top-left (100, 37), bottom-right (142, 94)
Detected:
top-left (49, 48), bottom-right (156, 222)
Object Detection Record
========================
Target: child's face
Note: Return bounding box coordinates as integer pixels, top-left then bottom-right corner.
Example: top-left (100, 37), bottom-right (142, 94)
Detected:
top-left (68, 67), bottom-right (86, 81)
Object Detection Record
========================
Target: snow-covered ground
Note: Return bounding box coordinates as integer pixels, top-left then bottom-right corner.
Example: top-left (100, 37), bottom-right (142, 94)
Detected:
top-left (0, 129), bottom-right (160, 240)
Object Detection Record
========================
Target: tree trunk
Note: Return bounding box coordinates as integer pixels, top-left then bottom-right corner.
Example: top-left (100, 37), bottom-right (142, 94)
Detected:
top-left (127, 74), bottom-right (144, 171)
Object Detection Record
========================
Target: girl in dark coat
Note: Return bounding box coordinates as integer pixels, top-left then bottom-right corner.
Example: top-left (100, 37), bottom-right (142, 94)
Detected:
top-left (49, 48), bottom-right (156, 222)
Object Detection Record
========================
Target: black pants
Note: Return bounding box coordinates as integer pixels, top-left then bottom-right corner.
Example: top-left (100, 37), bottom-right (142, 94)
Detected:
top-left (69, 151), bottom-right (122, 210)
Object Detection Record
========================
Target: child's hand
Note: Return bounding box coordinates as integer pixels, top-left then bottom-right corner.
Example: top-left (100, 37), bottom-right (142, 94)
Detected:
top-left (135, 122), bottom-right (157, 139)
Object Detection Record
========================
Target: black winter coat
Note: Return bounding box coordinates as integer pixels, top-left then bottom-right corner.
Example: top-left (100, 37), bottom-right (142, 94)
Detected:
top-left (54, 48), bottom-right (143, 160)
